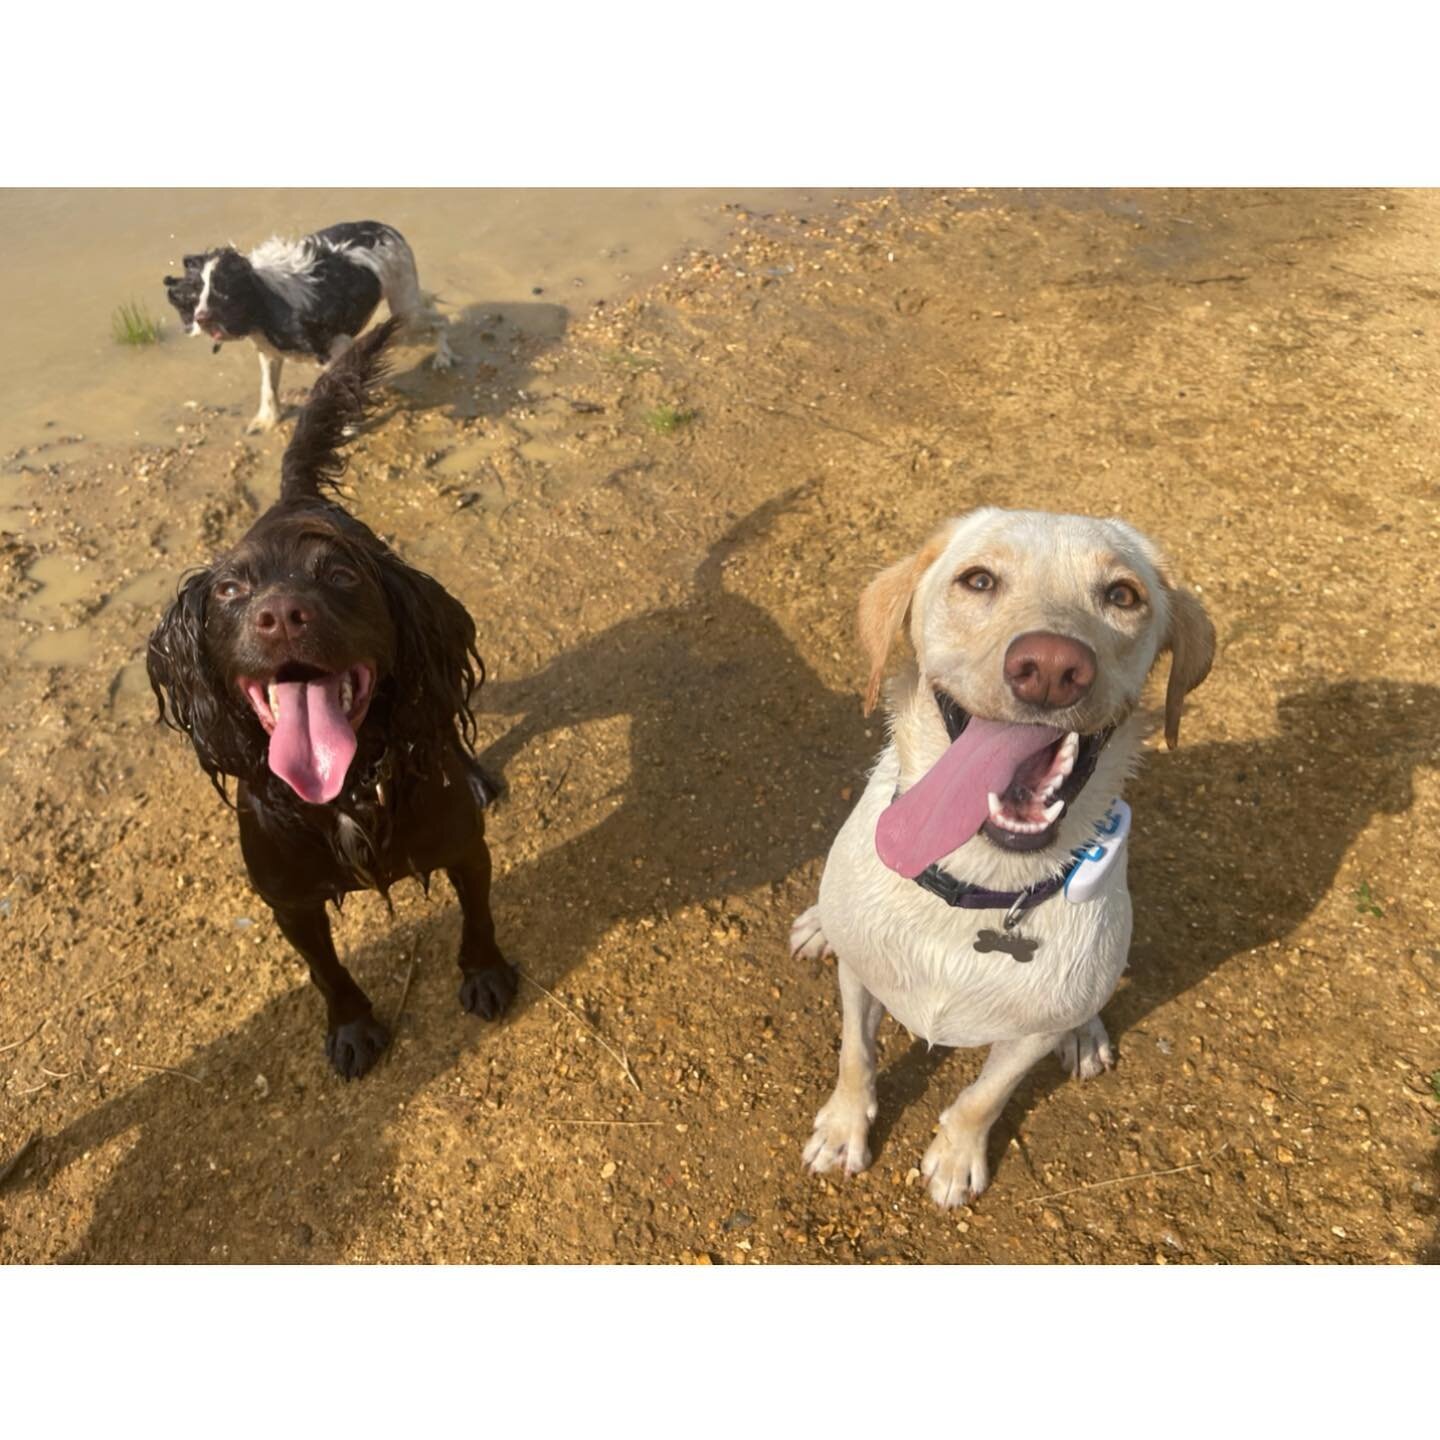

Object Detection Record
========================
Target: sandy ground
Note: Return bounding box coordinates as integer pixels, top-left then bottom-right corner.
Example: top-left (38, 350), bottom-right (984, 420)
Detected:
top-left (1, 188), bottom-right (1437, 1264)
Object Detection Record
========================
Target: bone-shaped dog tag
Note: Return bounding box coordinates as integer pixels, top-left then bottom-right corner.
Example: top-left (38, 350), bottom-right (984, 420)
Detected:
top-left (974, 928), bottom-right (1039, 963)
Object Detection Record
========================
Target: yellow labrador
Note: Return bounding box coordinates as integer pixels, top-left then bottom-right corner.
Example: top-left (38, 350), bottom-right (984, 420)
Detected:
top-left (792, 508), bottom-right (1215, 1207)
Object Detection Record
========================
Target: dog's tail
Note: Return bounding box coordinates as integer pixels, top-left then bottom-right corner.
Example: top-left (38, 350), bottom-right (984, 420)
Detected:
top-left (280, 317), bottom-right (400, 502)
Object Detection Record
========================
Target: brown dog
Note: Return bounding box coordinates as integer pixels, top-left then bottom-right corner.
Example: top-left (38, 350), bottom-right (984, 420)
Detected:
top-left (147, 319), bottom-right (515, 1077)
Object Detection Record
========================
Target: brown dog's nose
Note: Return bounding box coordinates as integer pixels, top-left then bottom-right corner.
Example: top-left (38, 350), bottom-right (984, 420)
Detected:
top-left (1004, 631), bottom-right (1096, 709)
top-left (254, 595), bottom-right (313, 642)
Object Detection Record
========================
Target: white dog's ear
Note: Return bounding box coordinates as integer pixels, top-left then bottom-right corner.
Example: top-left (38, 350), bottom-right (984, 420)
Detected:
top-left (1159, 579), bottom-right (1216, 749)
top-left (857, 523), bottom-right (954, 715)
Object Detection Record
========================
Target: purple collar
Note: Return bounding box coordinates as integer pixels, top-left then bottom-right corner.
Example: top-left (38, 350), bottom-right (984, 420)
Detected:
top-left (911, 859), bottom-right (1076, 924)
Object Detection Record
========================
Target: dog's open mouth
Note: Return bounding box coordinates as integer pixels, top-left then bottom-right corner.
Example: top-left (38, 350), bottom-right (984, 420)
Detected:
top-left (238, 661), bottom-right (375, 805)
top-left (980, 725), bottom-right (1109, 853)
top-left (874, 691), bottom-right (1113, 876)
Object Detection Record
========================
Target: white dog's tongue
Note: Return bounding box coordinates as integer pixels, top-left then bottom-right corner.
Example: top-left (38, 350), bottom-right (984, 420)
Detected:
top-left (875, 716), bottom-right (1062, 878)
top-left (267, 677), bottom-right (357, 805)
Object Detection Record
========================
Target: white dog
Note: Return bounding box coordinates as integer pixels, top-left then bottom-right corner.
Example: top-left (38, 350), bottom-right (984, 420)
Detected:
top-left (792, 508), bottom-right (1215, 1207)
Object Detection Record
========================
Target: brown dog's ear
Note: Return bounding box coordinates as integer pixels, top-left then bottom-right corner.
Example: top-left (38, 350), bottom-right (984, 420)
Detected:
top-left (1161, 583), bottom-right (1216, 749)
top-left (857, 523), bottom-right (954, 715)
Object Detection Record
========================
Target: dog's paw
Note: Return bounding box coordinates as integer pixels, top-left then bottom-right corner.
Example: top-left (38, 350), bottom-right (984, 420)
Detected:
top-left (1054, 1015), bottom-right (1115, 1080)
top-left (431, 332), bottom-right (457, 371)
top-left (790, 904), bottom-right (833, 962)
top-left (245, 412), bottom-right (280, 435)
top-left (459, 961), bottom-right (518, 1021)
top-left (921, 1124), bottom-right (990, 1208)
top-left (326, 1015), bottom-right (390, 1079)
top-left (802, 1089), bottom-right (876, 1176)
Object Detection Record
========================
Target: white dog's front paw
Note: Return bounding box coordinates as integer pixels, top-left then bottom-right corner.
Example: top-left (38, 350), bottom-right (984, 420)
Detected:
top-left (1054, 1015), bottom-right (1115, 1080)
top-left (431, 331), bottom-right (456, 371)
top-left (803, 1089), bottom-right (876, 1176)
top-left (789, 904), bottom-right (833, 962)
top-left (921, 1124), bottom-right (990, 1208)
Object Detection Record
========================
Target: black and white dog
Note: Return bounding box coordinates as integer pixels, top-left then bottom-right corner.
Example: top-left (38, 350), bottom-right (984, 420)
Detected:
top-left (164, 221), bottom-right (454, 433)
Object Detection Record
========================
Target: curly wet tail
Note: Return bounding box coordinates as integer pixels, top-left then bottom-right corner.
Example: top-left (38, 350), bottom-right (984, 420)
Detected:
top-left (280, 317), bottom-right (400, 502)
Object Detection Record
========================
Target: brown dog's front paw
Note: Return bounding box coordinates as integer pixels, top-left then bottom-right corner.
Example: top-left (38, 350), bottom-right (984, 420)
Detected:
top-left (459, 961), bottom-right (518, 1021)
top-left (325, 1015), bottom-right (391, 1079)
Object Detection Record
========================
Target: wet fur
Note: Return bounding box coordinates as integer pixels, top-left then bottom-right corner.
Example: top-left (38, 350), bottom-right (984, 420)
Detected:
top-left (163, 221), bottom-right (453, 433)
top-left (146, 320), bottom-right (513, 1077)
top-left (795, 508), bottom-right (1215, 1206)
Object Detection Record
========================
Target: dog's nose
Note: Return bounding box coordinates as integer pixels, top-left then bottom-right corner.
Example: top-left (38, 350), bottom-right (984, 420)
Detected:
top-left (254, 595), bottom-right (313, 642)
top-left (1004, 632), bottom-right (1096, 709)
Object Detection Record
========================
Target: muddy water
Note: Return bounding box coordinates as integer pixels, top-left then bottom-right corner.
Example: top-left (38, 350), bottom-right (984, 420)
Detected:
top-left (0, 188), bottom-right (863, 454)
top-left (0, 188), bottom-right (866, 666)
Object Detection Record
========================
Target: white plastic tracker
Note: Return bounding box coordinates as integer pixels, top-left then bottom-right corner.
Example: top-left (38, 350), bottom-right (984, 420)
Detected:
top-left (1063, 798), bottom-right (1131, 903)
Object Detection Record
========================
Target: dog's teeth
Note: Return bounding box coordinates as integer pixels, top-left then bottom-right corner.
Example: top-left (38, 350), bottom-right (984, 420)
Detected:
top-left (267, 683), bottom-right (279, 717)
top-left (340, 678), bottom-right (354, 714)
top-left (987, 791), bottom-right (1004, 820)
top-left (1043, 798), bottom-right (1065, 822)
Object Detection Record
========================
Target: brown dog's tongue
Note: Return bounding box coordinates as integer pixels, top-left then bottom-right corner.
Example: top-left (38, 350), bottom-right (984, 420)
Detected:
top-left (267, 677), bottom-right (356, 804)
top-left (875, 717), bottom-right (1061, 878)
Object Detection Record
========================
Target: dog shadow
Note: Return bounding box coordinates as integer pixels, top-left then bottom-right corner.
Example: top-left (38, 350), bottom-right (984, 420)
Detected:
top-left (377, 300), bottom-right (570, 426)
top-left (948, 678), bottom-right (1438, 1213)
top-left (21, 493), bottom-right (871, 1262)
top-left (251, 301), bottom-right (569, 434)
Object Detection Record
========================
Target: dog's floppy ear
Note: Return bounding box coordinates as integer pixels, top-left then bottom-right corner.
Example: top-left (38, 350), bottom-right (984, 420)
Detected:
top-left (146, 569), bottom-right (252, 798)
top-left (375, 550), bottom-right (484, 757)
top-left (1159, 577), bottom-right (1216, 749)
top-left (857, 522), bottom-right (954, 715)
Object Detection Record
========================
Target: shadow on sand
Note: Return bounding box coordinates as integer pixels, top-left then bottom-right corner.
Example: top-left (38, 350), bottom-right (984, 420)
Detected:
top-left (20, 464), bottom-right (1439, 1259)
top-left (869, 679), bottom-right (1440, 1235)
top-left (380, 300), bottom-right (570, 425)
top-left (26, 493), bottom-right (869, 1261)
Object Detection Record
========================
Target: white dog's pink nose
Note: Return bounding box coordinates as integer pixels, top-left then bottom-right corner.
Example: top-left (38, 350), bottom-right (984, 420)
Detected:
top-left (1004, 631), bottom-right (1096, 709)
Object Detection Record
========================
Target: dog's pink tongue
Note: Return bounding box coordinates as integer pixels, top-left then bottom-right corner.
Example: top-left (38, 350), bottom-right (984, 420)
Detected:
top-left (267, 677), bottom-right (356, 805)
top-left (875, 717), bottom-right (1061, 878)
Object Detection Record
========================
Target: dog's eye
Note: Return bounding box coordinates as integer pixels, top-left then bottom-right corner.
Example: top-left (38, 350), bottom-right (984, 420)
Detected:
top-left (214, 578), bottom-right (248, 601)
top-left (1104, 580), bottom-right (1142, 609)
top-left (957, 568), bottom-right (997, 593)
top-left (328, 565), bottom-right (360, 588)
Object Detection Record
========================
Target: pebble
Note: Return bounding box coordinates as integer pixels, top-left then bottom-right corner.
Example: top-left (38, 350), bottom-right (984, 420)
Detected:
top-left (601, 1162), bottom-right (617, 1179)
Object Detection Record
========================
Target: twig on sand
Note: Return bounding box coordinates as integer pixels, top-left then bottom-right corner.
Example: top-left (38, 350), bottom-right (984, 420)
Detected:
top-left (519, 970), bottom-right (642, 1094)
top-left (0, 1132), bottom-right (40, 1189)
top-left (0, 1017), bottom-right (48, 1056)
top-left (544, 1118), bottom-right (663, 1127)
top-left (1, 960), bottom-right (154, 1054)
top-left (747, 399), bottom-right (883, 449)
top-left (1019, 1143), bottom-right (1230, 1206)
top-left (123, 1060), bottom-right (206, 1086)
top-left (394, 954), bottom-right (420, 1029)
top-left (545, 761), bottom-right (573, 804)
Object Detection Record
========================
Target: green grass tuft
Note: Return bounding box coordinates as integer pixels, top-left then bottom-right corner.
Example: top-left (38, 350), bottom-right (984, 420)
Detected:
top-left (601, 349), bottom-right (660, 373)
top-left (1353, 881), bottom-right (1383, 919)
top-left (112, 301), bottom-right (164, 347)
top-left (644, 403), bottom-right (695, 435)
